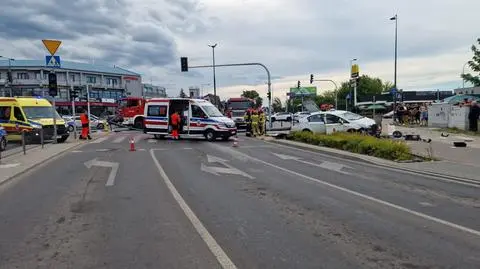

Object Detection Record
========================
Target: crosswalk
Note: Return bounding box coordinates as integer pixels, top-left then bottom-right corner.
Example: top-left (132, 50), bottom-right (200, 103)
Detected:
top-left (91, 133), bottom-right (152, 144)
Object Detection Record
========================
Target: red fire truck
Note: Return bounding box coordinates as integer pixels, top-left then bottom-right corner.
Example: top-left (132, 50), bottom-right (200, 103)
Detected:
top-left (225, 97), bottom-right (255, 129)
top-left (117, 97), bottom-right (147, 128)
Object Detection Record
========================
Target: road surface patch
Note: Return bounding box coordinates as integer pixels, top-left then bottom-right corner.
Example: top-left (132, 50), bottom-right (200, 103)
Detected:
top-left (150, 149), bottom-right (238, 269)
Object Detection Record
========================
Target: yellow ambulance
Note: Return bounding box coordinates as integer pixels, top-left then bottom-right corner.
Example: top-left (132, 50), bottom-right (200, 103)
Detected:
top-left (0, 97), bottom-right (70, 143)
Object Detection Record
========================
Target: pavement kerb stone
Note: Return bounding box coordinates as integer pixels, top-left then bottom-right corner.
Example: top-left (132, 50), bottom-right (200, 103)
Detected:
top-left (269, 139), bottom-right (480, 185)
top-left (0, 133), bottom-right (110, 186)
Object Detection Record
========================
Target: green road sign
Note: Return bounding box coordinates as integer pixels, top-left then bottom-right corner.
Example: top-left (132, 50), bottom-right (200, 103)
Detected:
top-left (289, 86), bottom-right (317, 96)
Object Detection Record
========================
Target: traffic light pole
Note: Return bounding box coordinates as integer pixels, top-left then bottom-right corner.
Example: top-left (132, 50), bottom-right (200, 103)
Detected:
top-left (189, 62), bottom-right (273, 129)
top-left (312, 79), bottom-right (338, 109)
top-left (71, 85), bottom-right (77, 139)
top-left (51, 70), bottom-right (58, 144)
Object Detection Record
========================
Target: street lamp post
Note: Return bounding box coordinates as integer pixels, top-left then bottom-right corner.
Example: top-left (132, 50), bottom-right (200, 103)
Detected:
top-left (462, 62), bottom-right (469, 89)
top-left (390, 14), bottom-right (398, 121)
top-left (0, 56), bottom-right (15, 97)
top-left (208, 44), bottom-right (218, 107)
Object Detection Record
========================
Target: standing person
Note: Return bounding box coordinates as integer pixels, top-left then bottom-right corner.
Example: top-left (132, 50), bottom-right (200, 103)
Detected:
top-left (251, 110), bottom-right (259, 137)
top-left (244, 109), bottom-right (252, 137)
top-left (170, 110), bottom-right (181, 139)
top-left (468, 101), bottom-right (480, 132)
top-left (258, 109), bottom-right (265, 135)
top-left (79, 109), bottom-right (91, 140)
top-left (420, 104), bottom-right (428, 126)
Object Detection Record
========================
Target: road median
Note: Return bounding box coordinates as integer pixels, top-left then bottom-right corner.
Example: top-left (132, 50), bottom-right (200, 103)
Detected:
top-left (268, 133), bottom-right (480, 185)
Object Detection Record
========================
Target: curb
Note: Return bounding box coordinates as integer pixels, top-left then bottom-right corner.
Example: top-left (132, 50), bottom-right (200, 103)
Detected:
top-left (269, 139), bottom-right (480, 186)
top-left (0, 133), bottom-right (109, 186)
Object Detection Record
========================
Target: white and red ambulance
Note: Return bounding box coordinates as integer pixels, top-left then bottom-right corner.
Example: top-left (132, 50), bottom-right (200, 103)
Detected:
top-left (143, 98), bottom-right (237, 141)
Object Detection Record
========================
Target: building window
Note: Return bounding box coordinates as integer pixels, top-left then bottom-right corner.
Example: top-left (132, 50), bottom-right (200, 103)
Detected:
top-left (86, 76), bottom-right (97, 84)
top-left (43, 72), bottom-right (49, 80)
top-left (106, 78), bottom-right (118, 86)
top-left (70, 74), bottom-right (75, 82)
top-left (17, 73), bottom-right (29, 80)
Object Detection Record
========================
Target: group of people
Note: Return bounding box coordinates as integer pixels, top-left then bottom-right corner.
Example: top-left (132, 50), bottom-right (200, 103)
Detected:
top-left (244, 109), bottom-right (266, 137)
top-left (394, 103), bottom-right (429, 126)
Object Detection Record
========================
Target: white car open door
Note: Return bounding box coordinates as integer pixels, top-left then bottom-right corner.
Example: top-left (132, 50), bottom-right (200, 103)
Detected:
top-left (324, 113), bottom-right (346, 134)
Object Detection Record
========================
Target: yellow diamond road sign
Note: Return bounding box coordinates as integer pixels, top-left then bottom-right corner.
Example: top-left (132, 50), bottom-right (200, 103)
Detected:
top-left (42, 39), bottom-right (62, 55)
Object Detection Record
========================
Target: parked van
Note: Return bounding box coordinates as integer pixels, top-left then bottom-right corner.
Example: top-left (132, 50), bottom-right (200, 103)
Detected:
top-left (0, 97), bottom-right (70, 143)
top-left (144, 98), bottom-right (237, 141)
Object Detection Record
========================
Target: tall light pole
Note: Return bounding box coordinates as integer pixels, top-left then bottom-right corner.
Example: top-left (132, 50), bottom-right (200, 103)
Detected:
top-left (208, 43), bottom-right (218, 107)
top-left (0, 56), bottom-right (15, 97)
top-left (390, 14), bottom-right (398, 121)
top-left (462, 61), bottom-right (469, 89)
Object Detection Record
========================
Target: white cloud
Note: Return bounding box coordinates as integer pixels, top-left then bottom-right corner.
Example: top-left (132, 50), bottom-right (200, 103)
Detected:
top-left (0, 0), bottom-right (478, 100)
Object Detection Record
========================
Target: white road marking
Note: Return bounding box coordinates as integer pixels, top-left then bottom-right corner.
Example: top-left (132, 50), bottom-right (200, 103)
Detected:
top-left (113, 136), bottom-right (126, 143)
top-left (90, 136), bottom-right (109, 144)
top-left (267, 141), bottom-right (480, 188)
top-left (148, 139), bottom-right (157, 143)
top-left (84, 158), bottom-right (120, 187)
top-left (137, 148), bottom-right (146, 151)
top-left (183, 147), bottom-right (193, 150)
top-left (420, 202), bottom-right (435, 207)
top-left (150, 149), bottom-right (237, 269)
top-left (96, 149), bottom-right (110, 152)
top-left (215, 145), bottom-right (480, 237)
top-left (0, 163), bottom-right (20, 168)
top-left (71, 150), bottom-right (83, 153)
top-left (273, 153), bottom-right (351, 175)
top-left (202, 155), bottom-right (254, 179)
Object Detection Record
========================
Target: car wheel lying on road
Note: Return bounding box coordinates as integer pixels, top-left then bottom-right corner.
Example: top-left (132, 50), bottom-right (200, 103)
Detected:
top-left (68, 125), bottom-right (75, 132)
top-left (97, 123), bottom-right (105, 130)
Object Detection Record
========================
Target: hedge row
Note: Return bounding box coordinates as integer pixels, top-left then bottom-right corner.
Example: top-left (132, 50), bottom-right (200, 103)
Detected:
top-left (287, 131), bottom-right (412, 161)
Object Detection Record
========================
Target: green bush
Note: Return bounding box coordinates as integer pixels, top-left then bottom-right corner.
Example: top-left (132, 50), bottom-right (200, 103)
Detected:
top-left (287, 131), bottom-right (412, 161)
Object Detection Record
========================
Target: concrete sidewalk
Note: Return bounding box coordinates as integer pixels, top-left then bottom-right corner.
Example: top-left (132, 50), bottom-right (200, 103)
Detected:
top-left (0, 132), bottom-right (109, 185)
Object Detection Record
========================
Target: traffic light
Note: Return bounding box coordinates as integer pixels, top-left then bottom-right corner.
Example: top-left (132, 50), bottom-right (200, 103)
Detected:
top-left (70, 88), bottom-right (79, 101)
top-left (310, 74), bottom-right (314, 84)
top-left (267, 91), bottom-right (271, 101)
top-left (180, 57), bottom-right (188, 72)
top-left (297, 80), bottom-right (301, 88)
top-left (48, 73), bottom-right (57, 97)
top-left (7, 71), bottom-right (12, 83)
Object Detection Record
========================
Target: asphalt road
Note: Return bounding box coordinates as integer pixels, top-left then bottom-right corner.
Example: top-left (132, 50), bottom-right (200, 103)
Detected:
top-left (0, 132), bottom-right (479, 268)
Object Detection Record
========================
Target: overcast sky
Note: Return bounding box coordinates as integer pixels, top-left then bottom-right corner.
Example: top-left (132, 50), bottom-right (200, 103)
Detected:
top-left (0, 0), bottom-right (478, 100)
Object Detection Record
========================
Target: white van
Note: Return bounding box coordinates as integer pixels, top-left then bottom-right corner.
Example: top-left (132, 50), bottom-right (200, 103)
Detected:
top-left (143, 98), bottom-right (237, 141)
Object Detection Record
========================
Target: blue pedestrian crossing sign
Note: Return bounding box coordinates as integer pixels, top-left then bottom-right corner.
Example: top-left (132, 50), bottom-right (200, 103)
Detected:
top-left (45, 55), bottom-right (61, 68)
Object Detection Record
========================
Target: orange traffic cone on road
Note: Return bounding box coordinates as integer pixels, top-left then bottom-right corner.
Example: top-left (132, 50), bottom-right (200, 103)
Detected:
top-left (129, 137), bottom-right (136, 151)
top-left (232, 136), bottom-right (239, 147)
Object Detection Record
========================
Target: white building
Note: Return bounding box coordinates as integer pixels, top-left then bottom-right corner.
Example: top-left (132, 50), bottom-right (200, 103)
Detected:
top-left (454, 86), bottom-right (480, 95)
top-left (0, 59), bottom-right (142, 115)
top-left (143, 83), bottom-right (167, 98)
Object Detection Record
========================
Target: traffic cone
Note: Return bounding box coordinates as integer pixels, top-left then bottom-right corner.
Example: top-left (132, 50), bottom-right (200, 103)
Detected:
top-left (232, 136), bottom-right (239, 147)
top-left (129, 137), bottom-right (136, 151)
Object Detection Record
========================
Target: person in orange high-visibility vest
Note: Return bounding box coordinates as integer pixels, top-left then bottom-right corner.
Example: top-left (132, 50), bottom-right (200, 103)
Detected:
top-left (79, 109), bottom-right (91, 140)
top-left (170, 110), bottom-right (181, 140)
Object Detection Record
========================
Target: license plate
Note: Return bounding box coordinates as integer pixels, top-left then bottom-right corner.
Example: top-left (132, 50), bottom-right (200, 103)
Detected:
top-left (231, 131), bottom-right (236, 134)
top-left (57, 136), bottom-right (63, 139)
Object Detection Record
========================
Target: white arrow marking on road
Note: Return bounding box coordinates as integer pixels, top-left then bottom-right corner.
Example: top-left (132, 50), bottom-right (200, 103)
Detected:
top-left (84, 158), bottom-right (119, 186)
top-left (201, 154), bottom-right (254, 179)
top-left (273, 153), bottom-right (351, 175)
top-left (0, 163), bottom-right (20, 169)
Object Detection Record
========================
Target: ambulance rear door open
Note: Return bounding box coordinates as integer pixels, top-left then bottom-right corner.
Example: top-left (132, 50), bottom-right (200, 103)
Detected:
top-left (144, 100), bottom-right (169, 134)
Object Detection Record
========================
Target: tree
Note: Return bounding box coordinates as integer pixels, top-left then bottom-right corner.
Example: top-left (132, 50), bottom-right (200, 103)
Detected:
top-left (178, 88), bottom-right (187, 98)
top-left (314, 75), bottom-right (391, 109)
top-left (461, 38), bottom-right (480, 87)
top-left (241, 90), bottom-right (263, 108)
top-left (272, 97), bottom-right (283, 112)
